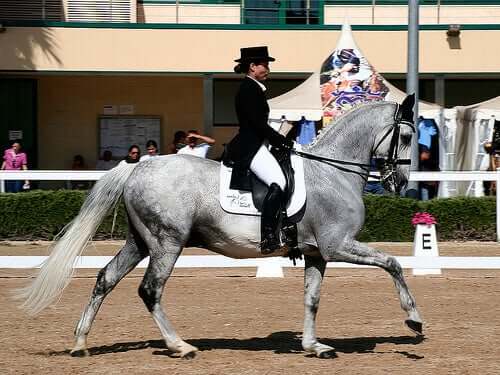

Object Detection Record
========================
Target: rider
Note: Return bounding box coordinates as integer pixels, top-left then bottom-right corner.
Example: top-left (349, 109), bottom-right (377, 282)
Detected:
top-left (228, 46), bottom-right (293, 254)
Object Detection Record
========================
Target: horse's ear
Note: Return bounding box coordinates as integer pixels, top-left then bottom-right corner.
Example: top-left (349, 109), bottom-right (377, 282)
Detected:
top-left (400, 94), bottom-right (415, 122)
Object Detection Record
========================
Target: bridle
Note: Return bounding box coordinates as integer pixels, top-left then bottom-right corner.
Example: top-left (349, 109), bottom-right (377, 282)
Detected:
top-left (292, 104), bottom-right (416, 189)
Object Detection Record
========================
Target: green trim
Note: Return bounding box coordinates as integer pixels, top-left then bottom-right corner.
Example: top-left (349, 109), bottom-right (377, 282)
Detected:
top-left (3, 20), bottom-right (500, 30)
top-left (278, 1), bottom-right (287, 26)
top-left (319, 0), bottom-right (325, 25)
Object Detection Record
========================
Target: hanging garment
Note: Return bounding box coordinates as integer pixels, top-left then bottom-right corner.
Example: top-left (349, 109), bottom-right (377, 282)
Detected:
top-left (418, 118), bottom-right (438, 148)
top-left (296, 118), bottom-right (316, 145)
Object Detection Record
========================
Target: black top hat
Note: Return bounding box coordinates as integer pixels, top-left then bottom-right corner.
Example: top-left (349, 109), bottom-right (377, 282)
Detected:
top-left (234, 46), bottom-right (275, 63)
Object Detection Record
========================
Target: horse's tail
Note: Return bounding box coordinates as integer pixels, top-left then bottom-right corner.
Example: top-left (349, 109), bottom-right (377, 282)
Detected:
top-left (15, 161), bottom-right (138, 315)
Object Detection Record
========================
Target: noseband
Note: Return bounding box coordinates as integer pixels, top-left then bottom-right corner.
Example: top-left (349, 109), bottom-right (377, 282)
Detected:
top-left (292, 104), bottom-right (416, 186)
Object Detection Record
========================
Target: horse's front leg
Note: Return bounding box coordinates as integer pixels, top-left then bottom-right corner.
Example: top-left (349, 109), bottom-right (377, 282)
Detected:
top-left (331, 239), bottom-right (423, 335)
top-left (302, 254), bottom-right (336, 358)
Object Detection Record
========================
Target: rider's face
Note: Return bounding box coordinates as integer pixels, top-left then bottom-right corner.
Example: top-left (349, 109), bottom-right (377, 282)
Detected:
top-left (249, 62), bottom-right (270, 82)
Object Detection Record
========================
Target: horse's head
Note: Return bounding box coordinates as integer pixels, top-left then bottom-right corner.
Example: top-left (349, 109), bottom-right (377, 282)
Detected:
top-left (373, 95), bottom-right (416, 194)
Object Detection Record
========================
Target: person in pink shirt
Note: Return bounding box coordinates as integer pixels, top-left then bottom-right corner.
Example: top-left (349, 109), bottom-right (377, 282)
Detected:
top-left (1, 141), bottom-right (30, 193)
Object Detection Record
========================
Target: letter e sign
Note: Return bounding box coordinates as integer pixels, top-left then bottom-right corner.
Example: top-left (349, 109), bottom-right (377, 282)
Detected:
top-left (422, 233), bottom-right (432, 250)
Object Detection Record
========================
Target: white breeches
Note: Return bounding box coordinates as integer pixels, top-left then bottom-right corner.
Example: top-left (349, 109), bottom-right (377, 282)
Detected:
top-left (250, 145), bottom-right (286, 190)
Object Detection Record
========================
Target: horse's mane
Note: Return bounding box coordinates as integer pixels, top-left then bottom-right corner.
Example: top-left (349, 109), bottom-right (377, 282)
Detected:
top-left (308, 100), bottom-right (393, 149)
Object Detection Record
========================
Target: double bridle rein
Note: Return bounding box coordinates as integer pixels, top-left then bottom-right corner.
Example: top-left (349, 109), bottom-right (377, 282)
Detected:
top-left (292, 104), bottom-right (416, 187)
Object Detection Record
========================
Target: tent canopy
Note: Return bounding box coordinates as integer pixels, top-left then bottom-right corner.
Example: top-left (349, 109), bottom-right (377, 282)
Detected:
top-left (268, 72), bottom-right (322, 121)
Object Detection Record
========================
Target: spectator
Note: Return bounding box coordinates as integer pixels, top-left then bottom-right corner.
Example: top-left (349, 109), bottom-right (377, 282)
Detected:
top-left (166, 131), bottom-right (187, 154)
top-left (484, 120), bottom-right (500, 195)
top-left (95, 150), bottom-right (118, 170)
top-left (177, 130), bottom-right (215, 158)
top-left (417, 117), bottom-right (440, 200)
top-left (140, 140), bottom-right (160, 161)
top-left (1, 140), bottom-right (29, 193)
top-left (122, 145), bottom-right (141, 164)
top-left (70, 154), bottom-right (90, 190)
top-left (483, 141), bottom-right (496, 195)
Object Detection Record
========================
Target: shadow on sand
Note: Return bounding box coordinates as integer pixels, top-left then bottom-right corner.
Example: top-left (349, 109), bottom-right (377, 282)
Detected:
top-left (41, 331), bottom-right (425, 360)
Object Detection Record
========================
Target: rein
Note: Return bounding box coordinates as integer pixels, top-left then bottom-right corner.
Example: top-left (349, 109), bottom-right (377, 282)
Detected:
top-left (292, 104), bottom-right (416, 182)
top-left (292, 149), bottom-right (376, 181)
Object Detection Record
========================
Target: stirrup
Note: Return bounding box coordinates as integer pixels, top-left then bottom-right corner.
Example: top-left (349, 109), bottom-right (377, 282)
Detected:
top-left (260, 235), bottom-right (281, 254)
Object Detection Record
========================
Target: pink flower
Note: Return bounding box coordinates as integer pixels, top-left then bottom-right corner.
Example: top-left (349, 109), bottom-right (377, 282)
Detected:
top-left (411, 212), bottom-right (437, 226)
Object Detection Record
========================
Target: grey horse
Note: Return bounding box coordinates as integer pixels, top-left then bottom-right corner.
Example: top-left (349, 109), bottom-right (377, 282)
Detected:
top-left (17, 99), bottom-right (422, 359)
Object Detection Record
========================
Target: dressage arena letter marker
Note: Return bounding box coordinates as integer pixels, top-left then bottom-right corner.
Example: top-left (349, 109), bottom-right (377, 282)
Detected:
top-left (412, 224), bottom-right (441, 275)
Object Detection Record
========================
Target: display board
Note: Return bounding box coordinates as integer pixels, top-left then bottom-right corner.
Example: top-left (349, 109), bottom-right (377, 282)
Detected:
top-left (99, 116), bottom-right (161, 158)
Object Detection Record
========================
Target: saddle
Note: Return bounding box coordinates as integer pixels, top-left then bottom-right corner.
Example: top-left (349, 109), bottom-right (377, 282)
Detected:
top-left (223, 147), bottom-right (295, 213)
top-left (221, 146), bottom-right (304, 261)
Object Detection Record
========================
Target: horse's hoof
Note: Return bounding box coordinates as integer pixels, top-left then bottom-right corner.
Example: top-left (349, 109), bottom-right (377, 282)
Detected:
top-left (304, 342), bottom-right (337, 359)
top-left (405, 319), bottom-right (423, 336)
top-left (317, 349), bottom-right (337, 359)
top-left (181, 351), bottom-right (197, 360)
top-left (70, 349), bottom-right (90, 357)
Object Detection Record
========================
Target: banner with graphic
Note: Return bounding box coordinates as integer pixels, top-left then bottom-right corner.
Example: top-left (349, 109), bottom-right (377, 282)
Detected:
top-left (320, 47), bottom-right (389, 127)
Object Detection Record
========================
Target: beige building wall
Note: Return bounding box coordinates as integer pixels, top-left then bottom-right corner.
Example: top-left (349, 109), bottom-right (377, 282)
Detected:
top-left (37, 75), bottom-right (204, 169)
top-left (324, 4), bottom-right (500, 25)
top-left (138, 4), bottom-right (240, 24)
top-left (2, 27), bottom-right (500, 74)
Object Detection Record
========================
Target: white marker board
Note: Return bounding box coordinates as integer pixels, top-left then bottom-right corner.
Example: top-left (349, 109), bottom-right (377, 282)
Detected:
top-left (99, 116), bottom-right (161, 158)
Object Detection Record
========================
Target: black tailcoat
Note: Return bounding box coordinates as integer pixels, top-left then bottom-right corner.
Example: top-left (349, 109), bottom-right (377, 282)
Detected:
top-left (228, 77), bottom-right (287, 169)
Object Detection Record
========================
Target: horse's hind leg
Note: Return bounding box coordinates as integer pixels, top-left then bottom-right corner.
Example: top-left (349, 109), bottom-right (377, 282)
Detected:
top-left (331, 239), bottom-right (423, 335)
top-left (70, 233), bottom-right (148, 357)
top-left (302, 255), bottom-right (336, 358)
top-left (138, 240), bottom-right (198, 358)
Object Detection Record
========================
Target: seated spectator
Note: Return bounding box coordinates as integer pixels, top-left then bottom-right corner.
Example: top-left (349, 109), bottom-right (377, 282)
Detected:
top-left (177, 130), bottom-right (215, 158)
top-left (70, 154), bottom-right (90, 190)
top-left (140, 140), bottom-right (160, 161)
top-left (166, 131), bottom-right (187, 154)
top-left (1, 140), bottom-right (29, 193)
top-left (122, 145), bottom-right (141, 164)
top-left (96, 150), bottom-right (118, 170)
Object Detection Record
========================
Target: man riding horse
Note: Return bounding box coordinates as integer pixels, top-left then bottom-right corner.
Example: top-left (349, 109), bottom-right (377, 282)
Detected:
top-left (228, 46), bottom-right (294, 254)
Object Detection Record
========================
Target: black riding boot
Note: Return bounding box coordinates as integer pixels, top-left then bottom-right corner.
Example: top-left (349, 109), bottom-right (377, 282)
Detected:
top-left (260, 183), bottom-right (284, 254)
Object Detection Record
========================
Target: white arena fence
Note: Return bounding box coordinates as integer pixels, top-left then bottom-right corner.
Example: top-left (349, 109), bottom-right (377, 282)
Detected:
top-left (1, 170), bottom-right (500, 275)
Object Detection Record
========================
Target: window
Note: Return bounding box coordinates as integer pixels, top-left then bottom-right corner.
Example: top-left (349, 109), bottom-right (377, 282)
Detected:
top-left (244, 0), bottom-right (321, 25)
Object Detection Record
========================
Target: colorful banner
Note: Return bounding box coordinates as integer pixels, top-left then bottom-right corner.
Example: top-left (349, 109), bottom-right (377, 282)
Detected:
top-left (320, 47), bottom-right (389, 127)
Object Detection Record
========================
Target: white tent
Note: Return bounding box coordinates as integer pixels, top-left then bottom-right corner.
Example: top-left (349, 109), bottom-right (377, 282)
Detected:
top-left (454, 96), bottom-right (500, 196)
top-left (268, 72), bottom-right (322, 121)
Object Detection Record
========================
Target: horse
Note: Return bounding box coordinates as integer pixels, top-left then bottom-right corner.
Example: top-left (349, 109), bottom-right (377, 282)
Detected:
top-left (17, 97), bottom-right (422, 359)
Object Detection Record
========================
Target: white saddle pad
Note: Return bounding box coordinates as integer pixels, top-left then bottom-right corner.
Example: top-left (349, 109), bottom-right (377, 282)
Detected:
top-left (219, 146), bottom-right (306, 217)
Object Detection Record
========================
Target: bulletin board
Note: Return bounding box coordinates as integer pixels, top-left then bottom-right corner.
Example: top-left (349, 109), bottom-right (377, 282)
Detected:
top-left (99, 116), bottom-right (161, 158)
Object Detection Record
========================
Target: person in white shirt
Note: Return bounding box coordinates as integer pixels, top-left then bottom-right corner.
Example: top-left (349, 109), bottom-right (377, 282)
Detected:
top-left (176, 130), bottom-right (215, 158)
top-left (140, 139), bottom-right (160, 162)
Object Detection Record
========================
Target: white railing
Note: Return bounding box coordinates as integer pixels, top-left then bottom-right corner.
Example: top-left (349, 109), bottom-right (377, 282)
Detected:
top-left (2, 170), bottom-right (500, 241)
